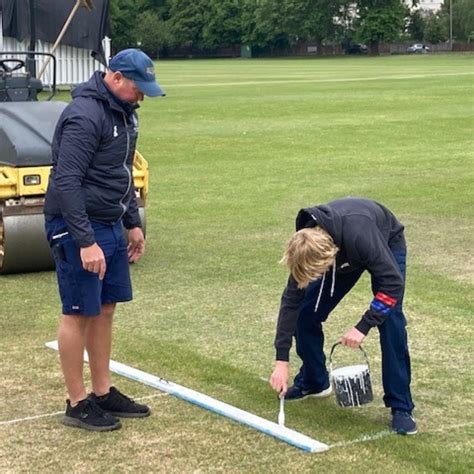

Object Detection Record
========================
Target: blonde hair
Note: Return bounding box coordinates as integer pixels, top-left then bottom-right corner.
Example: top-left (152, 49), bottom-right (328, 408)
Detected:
top-left (281, 226), bottom-right (338, 289)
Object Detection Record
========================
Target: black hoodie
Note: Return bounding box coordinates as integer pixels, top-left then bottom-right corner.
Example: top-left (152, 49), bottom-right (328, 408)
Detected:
top-left (44, 71), bottom-right (142, 247)
top-left (275, 197), bottom-right (405, 361)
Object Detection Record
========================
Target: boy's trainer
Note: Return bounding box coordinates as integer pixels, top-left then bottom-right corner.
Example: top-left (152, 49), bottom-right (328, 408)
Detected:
top-left (284, 384), bottom-right (332, 401)
top-left (391, 410), bottom-right (417, 435)
top-left (89, 386), bottom-right (151, 418)
top-left (63, 398), bottom-right (122, 431)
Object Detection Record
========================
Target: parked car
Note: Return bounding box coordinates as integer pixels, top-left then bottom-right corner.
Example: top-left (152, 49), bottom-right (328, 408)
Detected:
top-left (345, 43), bottom-right (368, 54)
top-left (407, 43), bottom-right (430, 54)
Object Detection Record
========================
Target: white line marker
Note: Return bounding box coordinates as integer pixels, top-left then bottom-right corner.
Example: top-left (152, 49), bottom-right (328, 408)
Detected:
top-left (45, 340), bottom-right (329, 453)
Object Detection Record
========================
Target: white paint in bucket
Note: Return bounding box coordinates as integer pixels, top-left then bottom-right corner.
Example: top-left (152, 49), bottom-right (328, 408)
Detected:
top-left (331, 364), bottom-right (373, 407)
top-left (329, 343), bottom-right (374, 408)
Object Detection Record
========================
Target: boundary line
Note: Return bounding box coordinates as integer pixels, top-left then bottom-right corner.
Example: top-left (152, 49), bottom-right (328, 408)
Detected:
top-left (0, 393), bottom-right (167, 426)
top-left (165, 72), bottom-right (474, 89)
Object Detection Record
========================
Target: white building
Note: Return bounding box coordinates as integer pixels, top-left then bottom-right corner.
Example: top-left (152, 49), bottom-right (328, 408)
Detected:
top-left (0, 12), bottom-right (110, 87)
top-left (405, 0), bottom-right (443, 13)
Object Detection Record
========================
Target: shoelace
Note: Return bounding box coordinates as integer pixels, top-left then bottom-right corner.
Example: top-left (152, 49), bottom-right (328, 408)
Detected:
top-left (113, 389), bottom-right (137, 407)
top-left (82, 399), bottom-right (109, 417)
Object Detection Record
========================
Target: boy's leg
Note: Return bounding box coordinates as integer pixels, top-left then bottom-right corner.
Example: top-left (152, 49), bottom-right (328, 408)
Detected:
top-left (376, 247), bottom-right (415, 412)
top-left (293, 268), bottom-right (364, 391)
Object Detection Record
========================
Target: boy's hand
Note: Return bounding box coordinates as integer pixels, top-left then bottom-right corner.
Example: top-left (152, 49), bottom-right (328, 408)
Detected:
top-left (341, 326), bottom-right (365, 348)
top-left (270, 361), bottom-right (289, 398)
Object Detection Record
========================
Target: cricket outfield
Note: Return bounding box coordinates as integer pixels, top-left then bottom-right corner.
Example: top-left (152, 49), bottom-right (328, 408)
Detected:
top-left (1, 53), bottom-right (473, 472)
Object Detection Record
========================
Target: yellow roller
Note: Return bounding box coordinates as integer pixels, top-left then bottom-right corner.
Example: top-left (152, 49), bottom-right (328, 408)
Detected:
top-left (0, 54), bottom-right (149, 275)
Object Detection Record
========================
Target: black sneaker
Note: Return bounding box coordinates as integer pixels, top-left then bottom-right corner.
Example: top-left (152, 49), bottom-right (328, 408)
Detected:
top-left (63, 398), bottom-right (122, 432)
top-left (284, 385), bottom-right (333, 401)
top-left (391, 410), bottom-right (418, 435)
top-left (89, 387), bottom-right (151, 418)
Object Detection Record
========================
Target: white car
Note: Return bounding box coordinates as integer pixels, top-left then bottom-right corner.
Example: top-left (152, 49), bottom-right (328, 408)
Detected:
top-left (407, 43), bottom-right (430, 54)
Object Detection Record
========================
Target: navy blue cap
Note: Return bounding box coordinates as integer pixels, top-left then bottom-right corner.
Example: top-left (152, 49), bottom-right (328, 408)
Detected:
top-left (109, 48), bottom-right (165, 97)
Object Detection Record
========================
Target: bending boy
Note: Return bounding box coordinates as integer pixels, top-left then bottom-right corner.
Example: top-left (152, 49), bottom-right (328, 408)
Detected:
top-left (269, 197), bottom-right (417, 435)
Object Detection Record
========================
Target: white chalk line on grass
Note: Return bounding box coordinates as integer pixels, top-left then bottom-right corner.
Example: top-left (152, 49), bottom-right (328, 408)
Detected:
top-left (0, 393), bottom-right (168, 426)
top-left (330, 421), bottom-right (474, 448)
top-left (258, 375), bottom-right (474, 447)
top-left (165, 71), bottom-right (474, 89)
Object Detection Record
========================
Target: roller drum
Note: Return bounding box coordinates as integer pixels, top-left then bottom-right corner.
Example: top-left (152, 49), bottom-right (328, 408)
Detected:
top-left (0, 212), bottom-right (53, 274)
top-left (0, 207), bottom-right (146, 274)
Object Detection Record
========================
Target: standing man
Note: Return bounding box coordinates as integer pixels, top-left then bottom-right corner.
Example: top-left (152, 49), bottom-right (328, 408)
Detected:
top-left (270, 197), bottom-right (417, 435)
top-left (44, 49), bottom-right (165, 431)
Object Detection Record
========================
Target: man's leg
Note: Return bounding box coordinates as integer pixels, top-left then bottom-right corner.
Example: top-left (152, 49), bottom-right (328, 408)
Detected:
top-left (58, 315), bottom-right (88, 405)
top-left (376, 248), bottom-right (415, 413)
top-left (86, 303), bottom-right (116, 396)
top-left (86, 222), bottom-right (150, 418)
top-left (293, 268), bottom-right (364, 392)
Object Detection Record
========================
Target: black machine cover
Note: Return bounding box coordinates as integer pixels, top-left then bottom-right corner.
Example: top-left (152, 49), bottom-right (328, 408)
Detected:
top-left (1, 0), bottom-right (109, 65)
top-left (0, 101), bottom-right (67, 167)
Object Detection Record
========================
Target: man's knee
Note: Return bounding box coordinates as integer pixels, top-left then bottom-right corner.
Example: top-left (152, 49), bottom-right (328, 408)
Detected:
top-left (100, 303), bottom-right (116, 318)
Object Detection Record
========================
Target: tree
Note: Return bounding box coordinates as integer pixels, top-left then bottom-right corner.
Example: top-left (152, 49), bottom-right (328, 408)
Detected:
top-left (407, 9), bottom-right (426, 42)
top-left (201, 0), bottom-right (243, 49)
top-left (135, 11), bottom-right (171, 58)
top-left (355, 0), bottom-right (409, 54)
top-left (283, 0), bottom-right (350, 49)
top-left (241, 0), bottom-right (290, 51)
top-left (424, 11), bottom-right (448, 44)
top-left (440, 0), bottom-right (474, 42)
top-left (167, 0), bottom-right (209, 48)
top-left (109, 0), bottom-right (140, 52)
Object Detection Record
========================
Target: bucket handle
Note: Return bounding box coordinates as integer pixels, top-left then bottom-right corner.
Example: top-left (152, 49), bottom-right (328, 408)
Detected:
top-left (329, 342), bottom-right (370, 373)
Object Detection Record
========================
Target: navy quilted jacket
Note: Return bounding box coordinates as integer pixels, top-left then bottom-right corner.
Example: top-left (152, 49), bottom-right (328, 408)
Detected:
top-left (44, 71), bottom-right (142, 247)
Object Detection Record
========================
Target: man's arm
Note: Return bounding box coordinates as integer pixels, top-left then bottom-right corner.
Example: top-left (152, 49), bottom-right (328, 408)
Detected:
top-left (122, 183), bottom-right (142, 230)
top-left (55, 104), bottom-right (107, 278)
top-left (54, 108), bottom-right (101, 248)
top-left (122, 163), bottom-right (145, 263)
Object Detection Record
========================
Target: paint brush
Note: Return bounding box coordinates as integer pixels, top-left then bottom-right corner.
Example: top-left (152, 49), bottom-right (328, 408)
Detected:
top-left (278, 396), bottom-right (285, 426)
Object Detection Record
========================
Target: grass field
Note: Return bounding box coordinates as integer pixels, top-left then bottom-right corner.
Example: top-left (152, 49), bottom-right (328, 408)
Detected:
top-left (1, 54), bottom-right (473, 472)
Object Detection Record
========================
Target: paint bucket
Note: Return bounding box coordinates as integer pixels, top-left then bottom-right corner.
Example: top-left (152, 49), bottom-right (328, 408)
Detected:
top-left (329, 342), bottom-right (373, 408)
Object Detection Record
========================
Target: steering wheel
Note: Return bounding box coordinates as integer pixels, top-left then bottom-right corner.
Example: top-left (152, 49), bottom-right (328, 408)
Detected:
top-left (0, 59), bottom-right (26, 73)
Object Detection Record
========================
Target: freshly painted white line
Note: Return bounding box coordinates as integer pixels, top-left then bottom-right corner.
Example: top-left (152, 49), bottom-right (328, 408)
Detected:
top-left (45, 340), bottom-right (329, 453)
top-left (429, 422), bottom-right (474, 433)
top-left (165, 72), bottom-right (474, 89)
top-left (0, 393), bottom-right (167, 426)
top-left (0, 411), bottom-right (64, 426)
top-left (330, 430), bottom-right (392, 447)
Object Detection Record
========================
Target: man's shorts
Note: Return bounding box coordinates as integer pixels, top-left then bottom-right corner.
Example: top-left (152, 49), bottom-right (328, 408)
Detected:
top-left (45, 217), bottom-right (133, 316)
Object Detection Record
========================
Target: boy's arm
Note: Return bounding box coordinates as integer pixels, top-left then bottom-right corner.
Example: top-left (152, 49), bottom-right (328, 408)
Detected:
top-left (274, 275), bottom-right (305, 361)
top-left (349, 221), bottom-right (404, 336)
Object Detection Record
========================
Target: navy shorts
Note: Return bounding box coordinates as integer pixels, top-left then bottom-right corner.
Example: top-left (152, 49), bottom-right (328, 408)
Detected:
top-left (45, 217), bottom-right (133, 316)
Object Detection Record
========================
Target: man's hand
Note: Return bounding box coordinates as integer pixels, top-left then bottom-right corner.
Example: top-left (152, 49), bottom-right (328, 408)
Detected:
top-left (80, 243), bottom-right (106, 280)
top-left (341, 326), bottom-right (366, 349)
top-left (270, 361), bottom-right (289, 398)
top-left (127, 227), bottom-right (145, 263)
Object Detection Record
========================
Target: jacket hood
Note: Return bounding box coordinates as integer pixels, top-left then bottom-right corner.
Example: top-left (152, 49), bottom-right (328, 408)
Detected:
top-left (71, 71), bottom-right (138, 115)
top-left (296, 204), bottom-right (343, 246)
